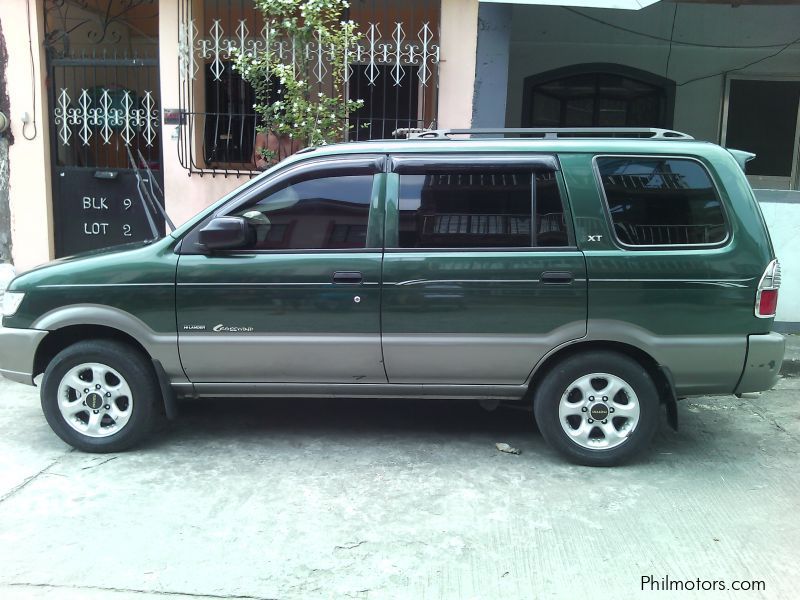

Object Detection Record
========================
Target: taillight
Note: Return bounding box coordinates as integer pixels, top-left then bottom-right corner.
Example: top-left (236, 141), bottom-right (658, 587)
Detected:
top-left (755, 259), bottom-right (780, 318)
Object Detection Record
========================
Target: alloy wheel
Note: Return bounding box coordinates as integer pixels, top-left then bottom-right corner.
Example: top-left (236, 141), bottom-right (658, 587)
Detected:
top-left (57, 362), bottom-right (134, 438)
top-left (557, 372), bottom-right (641, 450)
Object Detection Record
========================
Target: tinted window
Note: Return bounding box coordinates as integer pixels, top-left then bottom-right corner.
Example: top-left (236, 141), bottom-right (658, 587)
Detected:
top-left (597, 157), bottom-right (727, 246)
top-left (231, 175), bottom-right (373, 250)
top-left (396, 170), bottom-right (568, 248)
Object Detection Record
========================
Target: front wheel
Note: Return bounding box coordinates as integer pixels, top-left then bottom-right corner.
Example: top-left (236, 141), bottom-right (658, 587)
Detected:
top-left (41, 340), bottom-right (160, 452)
top-left (533, 351), bottom-right (660, 466)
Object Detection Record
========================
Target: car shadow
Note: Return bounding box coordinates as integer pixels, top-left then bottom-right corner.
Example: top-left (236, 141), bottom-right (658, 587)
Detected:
top-left (138, 395), bottom-right (730, 467)
top-left (169, 396), bottom-right (538, 437)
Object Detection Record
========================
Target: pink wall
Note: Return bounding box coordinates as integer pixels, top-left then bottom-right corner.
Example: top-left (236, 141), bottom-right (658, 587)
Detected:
top-left (158, 1), bottom-right (249, 228)
top-left (1, 0), bottom-right (54, 271)
top-left (438, 0), bottom-right (479, 129)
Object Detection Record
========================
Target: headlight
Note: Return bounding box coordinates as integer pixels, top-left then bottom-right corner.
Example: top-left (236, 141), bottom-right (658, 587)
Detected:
top-left (2, 292), bottom-right (25, 317)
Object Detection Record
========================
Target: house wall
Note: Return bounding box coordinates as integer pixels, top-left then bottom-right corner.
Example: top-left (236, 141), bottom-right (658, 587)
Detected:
top-left (0, 0), bottom-right (481, 271)
top-left (0, 0), bottom-right (54, 272)
top-left (0, 19), bottom-right (12, 265)
top-left (504, 2), bottom-right (800, 143)
top-left (160, 0), bottom-right (470, 228)
top-left (158, 0), bottom-right (247, 229)
top-left (438, 0), bottom-right (480, 129)
top-left (472, 2), bottom-right (511, 128)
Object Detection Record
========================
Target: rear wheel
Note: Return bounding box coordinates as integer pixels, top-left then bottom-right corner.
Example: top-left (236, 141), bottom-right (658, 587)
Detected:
top-left (533, 351), bottom-right (660, 466)
top-left (41, 340), bottom-right (160, 452)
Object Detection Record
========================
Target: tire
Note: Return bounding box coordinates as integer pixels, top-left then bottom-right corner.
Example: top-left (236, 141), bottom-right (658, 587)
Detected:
top-left (533, 351), bottom-right (660, 467)
top-left (41, 339), bottom-right (161, 453)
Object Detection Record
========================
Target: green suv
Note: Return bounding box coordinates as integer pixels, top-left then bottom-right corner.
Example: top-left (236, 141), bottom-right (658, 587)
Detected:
top-left (0, 128), bottom-right (785, 466)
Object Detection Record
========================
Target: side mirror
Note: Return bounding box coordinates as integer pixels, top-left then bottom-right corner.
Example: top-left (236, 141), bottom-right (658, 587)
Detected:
top-left (198, 217), bottom-right (253, 251)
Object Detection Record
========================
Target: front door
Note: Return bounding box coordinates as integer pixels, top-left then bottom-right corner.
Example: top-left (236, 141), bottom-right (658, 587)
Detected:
top-left (381, 155), bottom-right (587, 385)
top-left (176, 157), bottom-right (387, 383)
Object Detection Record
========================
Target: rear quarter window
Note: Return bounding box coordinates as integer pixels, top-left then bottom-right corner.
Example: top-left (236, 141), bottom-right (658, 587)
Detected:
top-left (595, 156), bottom-right (728, 247)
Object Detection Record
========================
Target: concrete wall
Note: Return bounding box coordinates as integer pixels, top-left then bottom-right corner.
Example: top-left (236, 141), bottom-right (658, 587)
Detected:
top-left (0, 0), bottom-right (54, 272)
top-left (504, 2), bottom-right (800, 143)
top-left (0, 137), bottom-right (9, 264)
top-left (472, 2), bottom-right (511, 129)
top-left (0, 19), bottom-right (11, 264)
top-left (158, 0), bottom-right (246, 229)
top-left (438, 0), bottom-right (480, 130)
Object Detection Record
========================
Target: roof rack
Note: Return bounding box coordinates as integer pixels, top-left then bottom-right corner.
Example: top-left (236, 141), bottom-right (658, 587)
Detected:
top-left (396, 127), bottom-right (694, 141)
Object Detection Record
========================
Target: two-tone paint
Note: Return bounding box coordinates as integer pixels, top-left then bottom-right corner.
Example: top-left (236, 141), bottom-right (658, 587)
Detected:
top-left (0, 137), bottom-right (784, 399)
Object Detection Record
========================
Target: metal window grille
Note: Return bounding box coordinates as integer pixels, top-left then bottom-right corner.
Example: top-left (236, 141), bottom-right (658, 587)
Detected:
top-left (177, 0), bottom-right (440, 177)
top-left (45, 0), bottom-right (162, 171)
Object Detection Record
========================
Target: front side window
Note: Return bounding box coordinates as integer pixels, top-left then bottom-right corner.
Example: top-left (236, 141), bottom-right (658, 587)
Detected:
top-left (230, 175), bottom-right (373, 250)
top-left (396, 169), bottom-right (568, 249)
top-left (596, 157), bottom-right (727, 247)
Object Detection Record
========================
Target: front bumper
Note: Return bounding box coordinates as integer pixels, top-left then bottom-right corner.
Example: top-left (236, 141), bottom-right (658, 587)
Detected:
top-left (735, 332), bottom-right (785, 394)
top-left (0, 326), bottom-right (48, 385)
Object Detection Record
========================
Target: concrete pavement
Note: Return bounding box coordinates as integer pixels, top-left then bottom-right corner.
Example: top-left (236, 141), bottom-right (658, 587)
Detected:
top-left (0, 372), bottom-right (798, 600)
top-left (782, 333), bottom-right (800, 377)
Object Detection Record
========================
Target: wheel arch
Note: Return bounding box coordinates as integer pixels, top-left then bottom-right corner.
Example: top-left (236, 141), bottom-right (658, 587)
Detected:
top-left (30, 304), bottom-right (184, 383)
top-left (34, 324), bottom-right (150, 379)
top-left (527, 340), bottom-right (677, 407)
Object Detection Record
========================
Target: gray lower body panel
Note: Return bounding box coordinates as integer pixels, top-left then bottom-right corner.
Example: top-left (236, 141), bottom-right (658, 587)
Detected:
top-left (178, 334), bottom-right (387, 383)
top-left (735, 332), bottom-right (785, 394)
top-left (382, 322), bottom-right (587, 385)
top-left (576, 320), bottom-right (748, 396)
top-left (0, 326), bottom-right (48, 385)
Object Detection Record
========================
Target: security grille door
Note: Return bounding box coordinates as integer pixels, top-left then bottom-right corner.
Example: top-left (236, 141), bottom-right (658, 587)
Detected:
top-left (45, 0), bottom-right (165, 257)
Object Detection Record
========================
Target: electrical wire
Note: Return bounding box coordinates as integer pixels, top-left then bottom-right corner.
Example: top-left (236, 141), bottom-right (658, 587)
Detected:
top-left (23, 0), bottom-right (38, 141)
top-left (664, 3), bottom-right (677, 79)
top-left (564, 6), bottom-right (798, 50)
top-left (676, 33), bottom-right (800, 87)
top-left (562, 4), bottom-right (800, 88)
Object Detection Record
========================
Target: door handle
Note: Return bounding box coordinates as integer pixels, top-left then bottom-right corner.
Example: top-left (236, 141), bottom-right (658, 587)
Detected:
top-left (332, 271), bottom-right (363, 284)
top-left (540, 271), bottom-right (574, 284)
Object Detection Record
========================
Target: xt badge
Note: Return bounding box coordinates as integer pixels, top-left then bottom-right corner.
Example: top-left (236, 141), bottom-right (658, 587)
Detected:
top-left (587, 234), bottom-right (603, 242)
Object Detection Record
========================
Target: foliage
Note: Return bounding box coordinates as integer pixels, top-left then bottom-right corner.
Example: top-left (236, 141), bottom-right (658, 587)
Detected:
top-left (233, 0), bottom-right (364, 160)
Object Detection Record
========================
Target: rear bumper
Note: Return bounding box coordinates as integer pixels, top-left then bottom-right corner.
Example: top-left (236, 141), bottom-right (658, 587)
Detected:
top-left (735, 332), bottom-right (785, 394)
top-left (0, 326), bottom-right (48, 385)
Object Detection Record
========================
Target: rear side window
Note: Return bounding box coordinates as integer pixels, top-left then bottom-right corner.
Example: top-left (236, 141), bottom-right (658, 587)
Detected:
top-left (396, 170), bottom-right (569, 248)
top-left (596, 157), bottom-right (727, 247)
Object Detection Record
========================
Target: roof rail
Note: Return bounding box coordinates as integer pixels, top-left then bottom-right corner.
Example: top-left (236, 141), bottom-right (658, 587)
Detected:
top-left (401, 127), bottom-right (694, 141)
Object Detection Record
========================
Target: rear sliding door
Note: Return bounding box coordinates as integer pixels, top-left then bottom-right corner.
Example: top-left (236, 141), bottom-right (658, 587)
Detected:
top-left (380, 154), bottom-right (587, 385)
